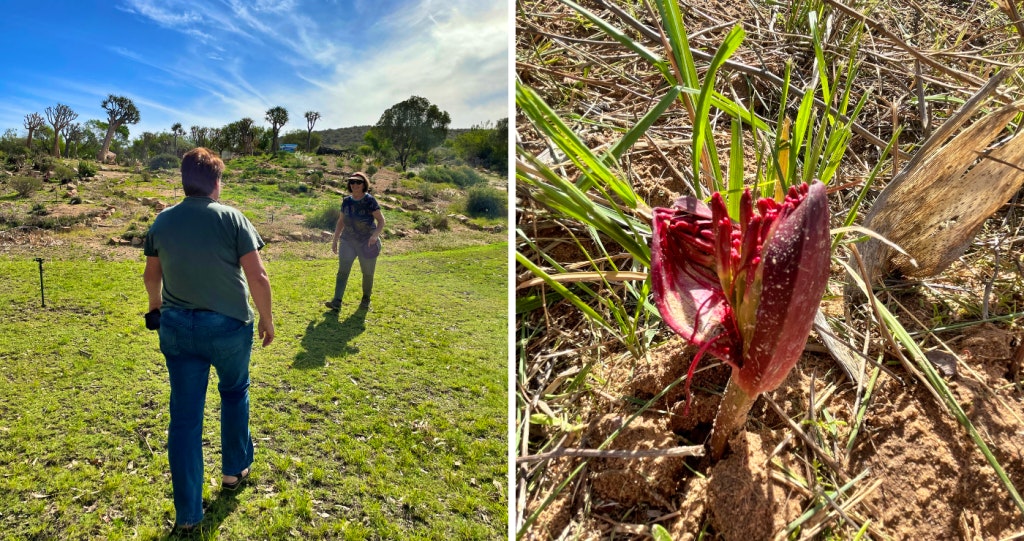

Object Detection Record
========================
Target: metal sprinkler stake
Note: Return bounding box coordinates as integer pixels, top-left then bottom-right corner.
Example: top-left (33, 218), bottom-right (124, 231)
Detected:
top-left (33, 257), bottom-right (45, 307)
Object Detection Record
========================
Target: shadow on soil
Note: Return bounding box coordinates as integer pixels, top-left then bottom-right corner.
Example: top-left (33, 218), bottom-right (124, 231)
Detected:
top-left (292, 308), bottom-right (367, 369)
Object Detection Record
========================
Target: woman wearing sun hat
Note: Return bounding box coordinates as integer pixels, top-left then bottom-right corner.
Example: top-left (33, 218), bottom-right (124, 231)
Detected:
top-left (324, 171), bottom-right (385, 311)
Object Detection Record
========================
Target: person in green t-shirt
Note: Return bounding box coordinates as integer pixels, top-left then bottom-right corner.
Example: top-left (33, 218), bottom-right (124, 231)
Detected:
top-left (142, 147), bottom-right (274, 533)
top-left (324, 171), bottom-right (386, 311)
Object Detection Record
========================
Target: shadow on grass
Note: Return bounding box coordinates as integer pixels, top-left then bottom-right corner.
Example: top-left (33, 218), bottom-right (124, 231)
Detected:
top-left (292, 308), bottom-right (368, 369)
top-left (161, 487), bottom-right (242, 540)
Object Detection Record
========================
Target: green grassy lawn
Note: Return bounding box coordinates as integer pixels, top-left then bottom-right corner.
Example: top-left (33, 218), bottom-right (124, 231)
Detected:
top-left (0, 242), bottom-right (507, 540)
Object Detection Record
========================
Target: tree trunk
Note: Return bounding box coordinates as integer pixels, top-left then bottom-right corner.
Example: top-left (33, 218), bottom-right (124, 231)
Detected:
top-left (98, 123), bottom-right (118, 161)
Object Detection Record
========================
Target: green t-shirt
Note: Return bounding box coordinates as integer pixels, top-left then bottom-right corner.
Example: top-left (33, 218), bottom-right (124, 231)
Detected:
top-left (143, 196), bottom-right (265, 323)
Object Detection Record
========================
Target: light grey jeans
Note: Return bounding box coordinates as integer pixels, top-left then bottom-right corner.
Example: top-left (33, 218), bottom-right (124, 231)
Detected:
top-left (332, 238), bottom-right (378, 304)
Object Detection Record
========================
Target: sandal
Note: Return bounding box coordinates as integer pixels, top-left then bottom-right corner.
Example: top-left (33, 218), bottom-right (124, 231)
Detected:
top-left (222, 468), bottom-right (250, 491)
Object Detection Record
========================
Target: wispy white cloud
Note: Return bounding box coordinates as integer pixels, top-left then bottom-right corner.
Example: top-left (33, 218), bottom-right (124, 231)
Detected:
top-left (116, 1), bottom-right (203, 27)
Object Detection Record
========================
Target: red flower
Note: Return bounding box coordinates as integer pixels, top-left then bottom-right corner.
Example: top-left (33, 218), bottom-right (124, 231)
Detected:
top-left (652, 182), bottom-right (831, 402)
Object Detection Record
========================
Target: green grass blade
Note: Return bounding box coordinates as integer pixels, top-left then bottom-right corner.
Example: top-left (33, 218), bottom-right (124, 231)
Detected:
top-left (768, 61), bottom-right (794, 191)
top-left (845, 362), bottom-right (881, 454)
top-left (726, 117), bottom-right (745, 220)
top-left (831, 125), bottom-right (900, 252)
top-left (789, 79), bottom-right (817, 189)
top-left (516, 81), bottom-right (638, 208)
top-left (605, 86), bottom-right (683, 162)
top-left (807, 11), bottom-right (831, 107)
top-left (691, 25), bottom-right (745, 194)
top-left (557, 0), bottom-right (669, 78)
top-left (711, 91), bottom-right (771, 133)
top-left (515, 251), bottom-right (620, 338)
top-left (781, 468), bottom-right (872, 536)
top-left (517, 156), bottom-right (651, 267)
top-left (654, 0), bottom-right (699, 89)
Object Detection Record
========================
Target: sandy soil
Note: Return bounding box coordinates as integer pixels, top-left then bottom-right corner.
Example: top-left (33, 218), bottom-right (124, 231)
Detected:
top-left (523, 320), bottom-right (1024, 539)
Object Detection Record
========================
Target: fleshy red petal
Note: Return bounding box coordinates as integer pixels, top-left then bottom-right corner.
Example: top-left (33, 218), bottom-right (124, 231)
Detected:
top-left (651, 200), bottom-right (740, 366)
top-left (734, 181), bottom-right (831, 394)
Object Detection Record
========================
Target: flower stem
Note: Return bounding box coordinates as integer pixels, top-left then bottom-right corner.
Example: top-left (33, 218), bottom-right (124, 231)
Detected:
top-left (708, 376), bottom-right (757, 460)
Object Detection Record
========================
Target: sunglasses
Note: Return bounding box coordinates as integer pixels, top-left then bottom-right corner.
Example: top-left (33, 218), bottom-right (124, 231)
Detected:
top-left (347, 179), bottom-right (365, 185)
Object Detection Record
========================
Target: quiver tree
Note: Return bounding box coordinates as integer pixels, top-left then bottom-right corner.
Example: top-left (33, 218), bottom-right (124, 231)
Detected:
top-left (97, 95), bottom-right (140, 162)
top-left (65, 123), bottom-right (83, 158)
top-left (23, 113), bottom-right (44, 151)
top-left (265, 106), bottom-right (289, 154)
top-left (45, 104), bottom-right (78, 157)
top-left (207, 128), bottom-right (223, 155)
top-left (190, 125), bottom-right (208, 148)
top-left (304, 110), bottom-right (320, 152)
top-left (171, 122), bottom-right (184, 155)
top-left (238, 118), bottom-right (256, 155)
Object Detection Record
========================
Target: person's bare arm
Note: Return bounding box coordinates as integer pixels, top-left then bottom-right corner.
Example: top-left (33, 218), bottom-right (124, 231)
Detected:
top-left (143, 256), bottom-right (163, 311)
top-left (240, 249), bottom-right (274, 347)
top-left (369, 209), bottom-right (385, 246)
top-left (331, 214), bottom-right (345, 254)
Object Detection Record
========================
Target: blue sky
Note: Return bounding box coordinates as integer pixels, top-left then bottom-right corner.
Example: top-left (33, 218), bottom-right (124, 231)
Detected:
top-left (0, 0), bottom-right (509, 140)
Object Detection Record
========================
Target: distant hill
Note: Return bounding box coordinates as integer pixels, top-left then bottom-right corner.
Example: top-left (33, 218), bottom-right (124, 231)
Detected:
top-left (316, 125), bottom-right (373, 149)
top-left (315, 126), bottom-right (472, 151)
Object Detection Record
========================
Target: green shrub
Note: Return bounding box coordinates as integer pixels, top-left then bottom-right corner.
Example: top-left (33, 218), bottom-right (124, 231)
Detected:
top-left (431, 214), bottom-right (450, 231)
top-left (10, 175), bottom-right (42, 197)
top-left (304, 201), bottom-right (340, 231)
top-left (412, 212), bottom-right (434, 233)
top-left (419, 182), bottom-right (439, 202)
top-left (419, 165), bottom-right (486, 189)
top-left (52, 165), bottom-right (76, 183)
top-left (406, 171), bottom-right (416, 179)
top-left (427, 145), bottom-right (459, 166)
top-left (278, 183), bottom-right (309, 194)
top-left (148, 154), bottom-right (180, 171)
top-left (4, 147), bottom-right (29, 170)
top-left (33, 156), bottom-right (55, 174)
top-left (304, 170), bottom-right (324, 188)
top-left (465, 186), bottom-right (506, 219)
top-left (366, 164), bottom-right (378, 177)
top-left (77, 161), bottom-right (97, 178)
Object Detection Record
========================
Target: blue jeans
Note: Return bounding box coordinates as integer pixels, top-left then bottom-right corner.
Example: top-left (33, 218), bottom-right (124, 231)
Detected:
top-left (332, 238), bottom-right (378, 303)
top-left (158, 308), bottom-right (255, 526)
